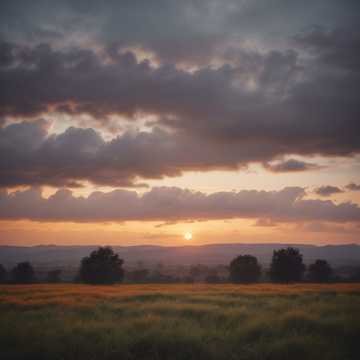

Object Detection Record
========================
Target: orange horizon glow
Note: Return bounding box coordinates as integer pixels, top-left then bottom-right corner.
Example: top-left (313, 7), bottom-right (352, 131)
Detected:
top-left (0, 217), bottom-right (359, 247)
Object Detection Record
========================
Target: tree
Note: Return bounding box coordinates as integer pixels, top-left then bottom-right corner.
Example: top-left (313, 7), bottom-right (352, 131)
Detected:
top-left (11, 262), bottom-right (35, 284)
top-left (229, 255), bottom-right (261, 283)
top-left (79, 247), bottom-right (124, 284)
top-left (46, 269), bottom-right (62, 283)
top-left (270, 247), bottom-right (305, 283)
top-left (308, 259), bottom-right (333, 283)
top-left (0, 264), bottom-right (7, 283)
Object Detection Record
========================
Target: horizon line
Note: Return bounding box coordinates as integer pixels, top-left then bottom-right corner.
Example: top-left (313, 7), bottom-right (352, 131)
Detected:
top-left (0, 242), bottom-right (358, 248)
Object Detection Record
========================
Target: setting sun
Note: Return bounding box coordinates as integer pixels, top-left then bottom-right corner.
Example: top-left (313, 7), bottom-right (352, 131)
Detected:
top-left (184, 232), bottom-right (192, 241)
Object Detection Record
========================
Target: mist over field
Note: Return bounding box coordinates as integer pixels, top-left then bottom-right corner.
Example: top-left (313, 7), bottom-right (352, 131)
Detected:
top-left (1, 243), bottom-right (359, 267)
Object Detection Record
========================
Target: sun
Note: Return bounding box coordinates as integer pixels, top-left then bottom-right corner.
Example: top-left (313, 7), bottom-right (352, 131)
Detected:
top-left (184, 232), bottom-right (192, 241)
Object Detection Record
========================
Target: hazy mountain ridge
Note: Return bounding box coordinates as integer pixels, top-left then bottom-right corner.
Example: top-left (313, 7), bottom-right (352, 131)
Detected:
top-left (0, 243), bottom-right (359, 267)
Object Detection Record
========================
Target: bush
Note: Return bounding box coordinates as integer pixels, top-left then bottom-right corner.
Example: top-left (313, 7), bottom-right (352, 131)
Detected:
top-left (11, 262), bottom-right (35, 284)
top-left (308, 259), bottom-right (333, 283)
top-left (229, 255), bottom-right (261, 283)
top-left (270, 247), bottom-right (305, 283)
top-left (79, 247), bottom-right (124, 284)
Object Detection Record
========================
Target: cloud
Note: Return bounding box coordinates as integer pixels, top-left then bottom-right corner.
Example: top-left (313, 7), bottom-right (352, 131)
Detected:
top-left (0, 1), bottom-right (359, 189)
top-left (1, 1), bottom-right (359, 64)
top-left (346, 183), bottom-right (360, 191)
top-left (294, 25), bottom-right (360, 71)
top-left (264, 159), bottom-right (320, 173)
top-left (0, 185), bottom-right (359, 224)
top-left (0, 41), bottom-right (300, 120)
top-left (0, 120), bottom-right (246, 188)
top-left (0, 119), bottom-right (331, 189)
top-left (0, 37), bottom-right (359, 159)
top-left (1, 117), bottom-right (359, 189)
top-left (299, 222), bottom-right (357, 234)
top-left (314, 185), bottom-right (344, 197)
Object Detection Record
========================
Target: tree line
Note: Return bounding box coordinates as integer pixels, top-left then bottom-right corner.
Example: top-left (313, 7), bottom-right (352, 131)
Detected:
top-left (0, 246), bottom-right (359, 284)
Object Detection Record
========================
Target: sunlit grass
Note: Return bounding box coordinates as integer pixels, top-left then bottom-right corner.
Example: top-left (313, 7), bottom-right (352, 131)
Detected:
top-left (1, 284), bottom-right (359, 359)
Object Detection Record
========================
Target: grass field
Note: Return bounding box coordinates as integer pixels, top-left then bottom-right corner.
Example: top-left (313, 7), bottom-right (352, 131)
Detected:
top-left (1, 284), bottom-right (360, 360)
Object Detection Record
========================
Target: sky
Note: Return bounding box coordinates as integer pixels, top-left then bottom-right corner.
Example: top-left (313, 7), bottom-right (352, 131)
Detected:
top-left (0, 0), bottom-right (359, 246)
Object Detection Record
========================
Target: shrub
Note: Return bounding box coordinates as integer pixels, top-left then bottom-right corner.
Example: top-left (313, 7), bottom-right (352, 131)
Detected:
top-left (229, 255), bottom-right (261, 283)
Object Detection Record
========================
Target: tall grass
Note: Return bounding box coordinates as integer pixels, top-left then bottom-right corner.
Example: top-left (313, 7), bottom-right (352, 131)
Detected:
top-left (1, 284), bottom-right (359, 360)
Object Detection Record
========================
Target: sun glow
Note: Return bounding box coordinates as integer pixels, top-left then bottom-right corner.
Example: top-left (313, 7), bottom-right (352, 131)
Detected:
top-left (184, 232), bottom-right (192, 241)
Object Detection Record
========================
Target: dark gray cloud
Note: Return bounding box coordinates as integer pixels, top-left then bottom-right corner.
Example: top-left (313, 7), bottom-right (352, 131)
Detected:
top-left (0, 40), bottom-right (359, 156)
top-left (0, 41), bottom-right (300, 120)
top-left (0, 1), bottom-right (359, 188)
top-left (264, 159), bottom-right (320, 173)
top-left (294, 26), bottom-right (360, 71)
top-left (1, 1), bottom-right (359, 64)
top-left (0, 119), bottom-right (289, 188)
top-left (0, 186), bottom-right (359, 223)
top-left (314, 185), bottom-right (344, 197)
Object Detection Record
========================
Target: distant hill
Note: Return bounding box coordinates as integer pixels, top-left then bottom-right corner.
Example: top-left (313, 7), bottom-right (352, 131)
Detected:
top-left (0, 243), bottom-right (359, 268)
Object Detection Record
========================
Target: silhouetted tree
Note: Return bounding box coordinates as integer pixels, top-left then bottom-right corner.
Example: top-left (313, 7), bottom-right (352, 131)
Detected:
top-left (11, 262), bottom-right (35, 284)
top-left (270, 247), bottom-right (305, 283)
top-left (308, 259), bottom-right (333, 283)
top-left (46, 269), bottom-right (62, 283)
top-left (79, 247), bottom-right (124, 284)
top-left (229, 255), bottom-right (261, 283)
top-left (0, 264), bottom-right (7, 283)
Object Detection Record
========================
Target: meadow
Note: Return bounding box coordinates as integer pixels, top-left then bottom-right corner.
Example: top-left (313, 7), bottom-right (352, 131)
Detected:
top-left (1, 284), bottom-right (360, 360)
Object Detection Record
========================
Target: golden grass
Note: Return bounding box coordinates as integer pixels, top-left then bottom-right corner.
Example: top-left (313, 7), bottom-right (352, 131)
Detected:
top-left (1, 283), bottom-right (359, 307)
top-left (1, 283), bottom-right (359, 359)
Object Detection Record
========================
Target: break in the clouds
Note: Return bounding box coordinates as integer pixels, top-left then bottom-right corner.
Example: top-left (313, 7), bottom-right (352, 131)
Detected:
top-left (1, 186), bottom-right (359, 224)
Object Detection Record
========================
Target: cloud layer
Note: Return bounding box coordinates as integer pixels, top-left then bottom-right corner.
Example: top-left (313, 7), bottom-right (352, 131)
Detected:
top-left (0, 119), bottom-right (335, 188)
top-left (1, 37), bottom-right (359, 156)
top-left (1, 186), bottom-right (359, 224)
top-left (0, 1), bottom-right (359, 190)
